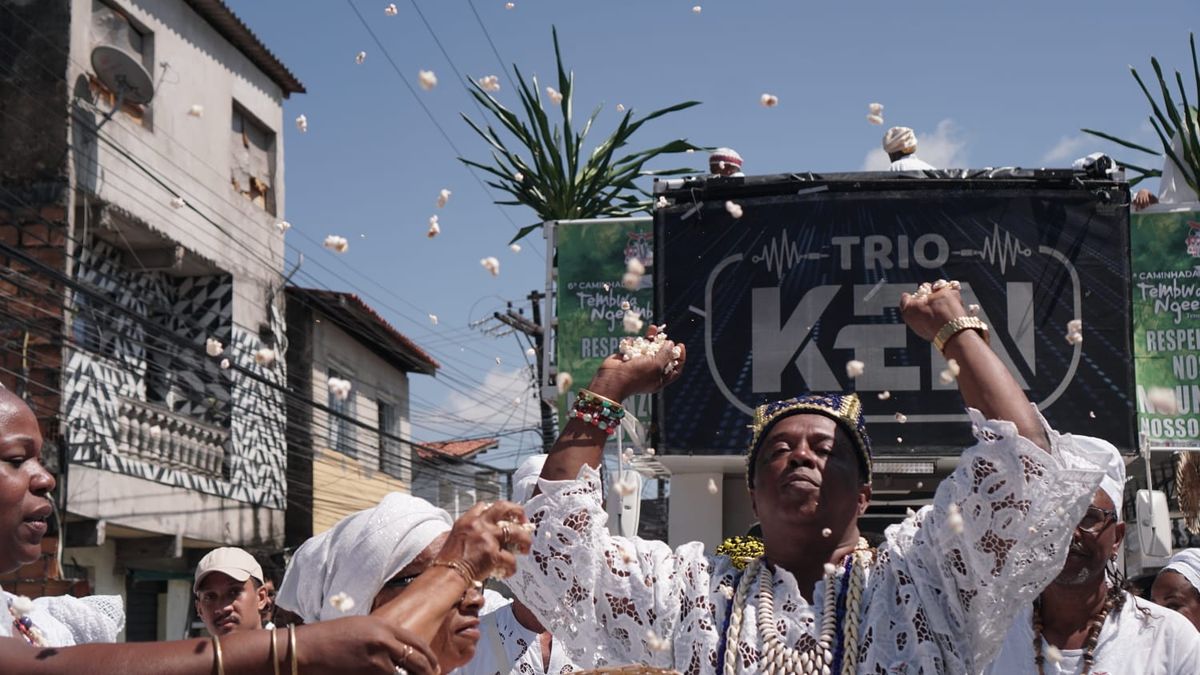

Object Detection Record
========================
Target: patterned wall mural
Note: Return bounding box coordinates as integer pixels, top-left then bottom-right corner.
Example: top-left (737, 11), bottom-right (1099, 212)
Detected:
top-left (65, 238), bottom-right (287, 510)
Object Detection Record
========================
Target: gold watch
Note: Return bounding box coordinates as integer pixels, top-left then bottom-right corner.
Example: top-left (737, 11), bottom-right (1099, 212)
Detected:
top-left (933, 316), bottom-right (990, 353)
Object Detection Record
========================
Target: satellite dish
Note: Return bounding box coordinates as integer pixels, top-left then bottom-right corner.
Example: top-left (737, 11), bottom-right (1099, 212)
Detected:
top-left (90, 45), bottom-right (154, 105)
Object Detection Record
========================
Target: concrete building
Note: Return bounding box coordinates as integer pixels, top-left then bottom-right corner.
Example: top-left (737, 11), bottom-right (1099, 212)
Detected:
top-left (0, 0), bottom-right (302, 640)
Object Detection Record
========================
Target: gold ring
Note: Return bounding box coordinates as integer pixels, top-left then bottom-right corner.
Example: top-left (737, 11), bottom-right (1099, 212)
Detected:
top-left (400, 644), bottom-right (413, 665)
top-left (499, 521), bottom-right (511, 547)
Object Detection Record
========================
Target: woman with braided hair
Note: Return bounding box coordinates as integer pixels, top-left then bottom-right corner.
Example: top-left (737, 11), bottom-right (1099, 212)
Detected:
top-left (985, 467), bottom-right (1200, 674)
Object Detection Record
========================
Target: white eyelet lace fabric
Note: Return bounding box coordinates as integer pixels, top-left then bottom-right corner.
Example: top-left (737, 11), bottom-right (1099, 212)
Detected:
top-left (1, 588), bottom-right (125, 646)
top-left (509, 408), bottom-right (1109, 674)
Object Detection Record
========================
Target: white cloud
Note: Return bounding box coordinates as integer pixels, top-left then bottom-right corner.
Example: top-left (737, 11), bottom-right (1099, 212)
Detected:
top-left (861, 119), bottom-right (968, 170)
top-left (1041, 134), bottom-right (1092, 166)
top-left (436, 366), bottom-right (535, 436)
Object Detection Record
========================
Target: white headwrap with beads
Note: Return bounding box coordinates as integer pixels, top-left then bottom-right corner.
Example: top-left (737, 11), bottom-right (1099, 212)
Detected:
top-left (276, 492), bottom-right (452, 622)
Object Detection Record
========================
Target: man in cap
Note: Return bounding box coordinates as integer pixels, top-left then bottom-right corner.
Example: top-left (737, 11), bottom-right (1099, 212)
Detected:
top-left (985, 453), bottom-right (1200, 673)
top-left (883, 126), bottom-right (936, 171)
top-left (193, 546), bottom-right (268, 636)
top-left (509, 283), bottom-right (1117, 673)
top-left (709, 147), bottom-right (745, 177)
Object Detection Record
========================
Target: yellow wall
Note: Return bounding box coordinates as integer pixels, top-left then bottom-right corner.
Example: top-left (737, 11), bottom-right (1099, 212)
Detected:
top-left (311, 447), bottom-right (409, 534)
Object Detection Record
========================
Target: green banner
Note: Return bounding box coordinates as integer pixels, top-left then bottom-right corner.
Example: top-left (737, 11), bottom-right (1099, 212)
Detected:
top-left (1132, 209), bottom-right (1200, 446)
top-left (555, 219), bottom-right (654, 429)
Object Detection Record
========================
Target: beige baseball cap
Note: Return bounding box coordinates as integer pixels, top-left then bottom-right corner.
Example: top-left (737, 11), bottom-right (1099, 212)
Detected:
top-left (194, 547), bottom-right (264, 592)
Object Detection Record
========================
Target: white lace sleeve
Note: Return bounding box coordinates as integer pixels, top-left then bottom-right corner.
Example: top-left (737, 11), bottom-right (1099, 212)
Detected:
top-left (39, 594), bottom-right (125, 644)
top-left (509, 464), bottom-right (710, 670)
top-left (859, 407), bottom-right (1107, 672)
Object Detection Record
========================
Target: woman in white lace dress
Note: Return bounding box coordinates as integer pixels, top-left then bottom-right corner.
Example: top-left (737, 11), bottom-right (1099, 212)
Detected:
top-left (508, 283), bottom-right (1113, 674)
top-left (0, 384), bottom-right (529, 674)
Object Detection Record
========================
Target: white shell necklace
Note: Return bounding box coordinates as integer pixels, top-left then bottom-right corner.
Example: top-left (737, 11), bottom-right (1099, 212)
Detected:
top-left (722, 539), bottom-right (871, 675)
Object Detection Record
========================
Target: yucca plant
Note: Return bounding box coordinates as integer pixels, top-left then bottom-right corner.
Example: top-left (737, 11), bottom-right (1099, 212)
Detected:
top-left (460, 28), bottom-right (702, 244)
top-left (1081, 32), bottom-right (1199, 190)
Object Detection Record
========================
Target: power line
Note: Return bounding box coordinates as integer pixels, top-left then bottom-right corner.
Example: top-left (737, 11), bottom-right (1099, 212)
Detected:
top-left (465, 0), bottom-right (511, 85)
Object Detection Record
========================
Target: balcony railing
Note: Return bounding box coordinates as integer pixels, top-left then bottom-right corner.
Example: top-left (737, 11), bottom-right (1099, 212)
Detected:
top-left (115, 398), bottom-right (228, 478)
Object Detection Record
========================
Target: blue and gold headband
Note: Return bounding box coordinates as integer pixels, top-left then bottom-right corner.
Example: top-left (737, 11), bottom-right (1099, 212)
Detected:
top-left (745, 392), bottom-right (873, 487)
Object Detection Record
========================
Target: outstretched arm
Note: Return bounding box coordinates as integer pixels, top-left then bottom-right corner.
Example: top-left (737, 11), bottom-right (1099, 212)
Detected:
top-left (900, 284), bottom-right (1050, 451)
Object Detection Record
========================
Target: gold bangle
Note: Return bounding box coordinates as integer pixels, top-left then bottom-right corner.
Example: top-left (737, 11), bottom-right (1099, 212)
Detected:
top-left (578, 387), bottom-right (621, 408)
top-left (288, 624), bottom-right (298, 675)
top-left (933, 316), bottom-right (989, 353)
top-left (431, 559), bottom-right (480, 586)
top-left (211, 635), bottom-right (225, 675)
top-left (270, 626), bottom-right (280, 675)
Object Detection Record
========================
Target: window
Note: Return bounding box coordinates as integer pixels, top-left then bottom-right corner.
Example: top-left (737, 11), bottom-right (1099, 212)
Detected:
top-left (378, 400), bottom-right (404, 479)
top-left (90, 1), bottom-right (153, 128)
top-left (231, 105), bottom-right (276, 214)
top-left (327, 368), bottom-right (356, 458)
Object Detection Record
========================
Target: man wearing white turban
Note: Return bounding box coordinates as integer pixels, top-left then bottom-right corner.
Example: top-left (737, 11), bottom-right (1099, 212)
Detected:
top-left (462, 454), bottom-right (578, 675)
top-left (986, 440), bottom-right (1200, 673)
top-left (277, 493), bottom-right (488, 671)
top-left (883, 126), bottom-right (936, 171)
top-left (1153, 549), bottom-right (1200, 630)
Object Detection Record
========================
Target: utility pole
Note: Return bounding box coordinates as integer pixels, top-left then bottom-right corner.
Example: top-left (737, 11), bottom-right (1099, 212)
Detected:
top-left (494, 291), bottom-right (557, 452)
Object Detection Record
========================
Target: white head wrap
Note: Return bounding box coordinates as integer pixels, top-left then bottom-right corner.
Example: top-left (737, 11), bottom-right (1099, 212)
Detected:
top-left (1089, 437), bottom-right (1125, 519)
top-left (1163, 548), bottom-right (1200, 593)
top-left (510, 454), bottom-right (548, 505)
top-left (883, 126), bottom-right (918, 155)
top-left (276, 493), bottom-right (452, 622)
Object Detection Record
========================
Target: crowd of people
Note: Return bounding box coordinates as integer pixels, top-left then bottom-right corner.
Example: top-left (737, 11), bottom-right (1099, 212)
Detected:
top-left (4, 261), bottom-right (1200, 672)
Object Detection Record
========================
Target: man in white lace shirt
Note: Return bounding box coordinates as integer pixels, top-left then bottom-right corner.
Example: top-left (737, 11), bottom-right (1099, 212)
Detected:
top-left (508, 283), bottom-right (1113, 674)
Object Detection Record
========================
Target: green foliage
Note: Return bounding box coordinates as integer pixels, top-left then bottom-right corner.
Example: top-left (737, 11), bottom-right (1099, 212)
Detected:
top-left (460, 28), bottom-right (702, 244)
top-left (1081, 33), bottom-right (1200, 190)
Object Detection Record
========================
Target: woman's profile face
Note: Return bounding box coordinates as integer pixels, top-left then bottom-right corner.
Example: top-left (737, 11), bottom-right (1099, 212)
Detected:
top-left (0, 391), bottom-right (54, 574)
top-left (371, 532), bottom-right (485, 670)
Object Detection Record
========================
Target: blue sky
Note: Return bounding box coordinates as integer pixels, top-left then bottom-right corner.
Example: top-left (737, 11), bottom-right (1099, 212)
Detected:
top-left (226, 0), bottom-right (1197, 468)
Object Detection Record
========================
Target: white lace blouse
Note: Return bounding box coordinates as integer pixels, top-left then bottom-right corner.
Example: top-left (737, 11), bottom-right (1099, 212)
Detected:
top-left (509, 409), bottom-right (1111, 674)
top-left (1, 588), bottom-right (125, 647)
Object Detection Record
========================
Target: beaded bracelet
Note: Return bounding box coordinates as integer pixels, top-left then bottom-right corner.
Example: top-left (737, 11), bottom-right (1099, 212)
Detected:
top-left (571, 388), bottom-right (625, 435)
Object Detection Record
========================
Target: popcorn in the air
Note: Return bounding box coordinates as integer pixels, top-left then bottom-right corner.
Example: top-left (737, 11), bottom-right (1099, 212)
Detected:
top-left (691, 6), bottom-right (702, 14)
top-left (620, 300), bottom-right (631, 311)
top-left (760, 93), bottom-right (779, 108)
top-left (877, 390), bottom-right (891, 400)
top-left (868, 102), bottom-right (884, 115)
top-left (428, 314), bottom-right (438, 325)
top-left (894, 412), bottom-right (907, 424)
top-left (510, 243), bottom-right (521, 253)
top-left (655, 196), bottom-right (668, 209)
top-left (967, 304), bottom-right (981, 316)
top-left (276, 221), bottom-right (291, 233)
top-left (1148, 386), bottom-right (1179, 414)
top-left (205, 338), bottom-right (224, 357)
top-left (725, 201), bottom-right (743, 219)
top-left (645, 447), bottom-right (656, 456)
top-left (525, 347), bottom-right (536, 357)
top-left (622, 309), bottom-right (644, 334)
top-left (946, 503), bottom-right (964, 534)
top-left (1065, 318), bottom-right (1083, 345)
top-left (329, 592), bottom-right (355, 613)
top-left (323, 235), bottom-right (349, 253)
top-left (220, 358), bottom-right (230, 370)
top-left (821, 527), bottom-right (832, 538)
top-left (546, 87), bottom-right (563, 105)
top-left (328, 377), bottom-right (352, 401)
top-left (823, 563), bottom-right (837, 576)
top-left (437, 189), bottom-right (452, 208)
top-left (938, 359), bottom-right (960, 385)
top-left (170, 196), bottom-right (186, 209)
top-left (645, 630), bottom-right (670, 652)
top-left (627, 258), bottom-right (646, 276)
top-left (355, 51), bottom-right (366, 64)
top-left (616, 103), bottom-right (625, 112)
top-left (188, 104), bottom-right (204, 117)
top-left (513, 172), bottom-right (524, 182)
top-left (477, 75), bottom-right (501, 92)
top-left (867, 114), bottom-right (884, 125)
top-left (495, 357), bottom-right (502, 365)
top-left (622, 447), bottom-right (634, 463)
top-left (846, 359), bottom-right (865, 378)
top-left (556, 371), bottom-right (573, 394)
top-left (418, 70), bottom-right (438, 91)
top-left (427, 216), bottom-right (440, 238)
top-left (385, 4), bottom-right (398, 16)
top-left (505, 2), bottom-right (515, 8)
top-left (254, 347), bottom-right (276, 366)
top-left (707, 478), bottom-right (719, 494)
top-left (296, 114), bottom-right (308, 132)
top-left (481, 256), bottom-right (500, 277)
top-left (622, 272), bottom-right (641, 291)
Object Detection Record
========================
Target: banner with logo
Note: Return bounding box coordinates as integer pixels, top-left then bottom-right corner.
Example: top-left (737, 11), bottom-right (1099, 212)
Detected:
top-left (657, 175), bottom-right (1134, 455)
top-left (1131, 209), bottom-right (1200, 447)
top-left (555, 219), bottom-right (654, 426)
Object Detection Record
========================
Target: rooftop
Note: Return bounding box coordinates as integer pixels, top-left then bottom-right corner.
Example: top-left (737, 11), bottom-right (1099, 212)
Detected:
top-left (418, 438), bottom-right (499, 461)
top-left (183, 0), bottom-right (305, 96)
